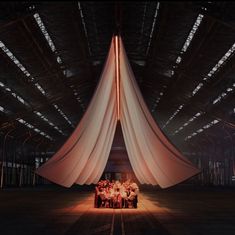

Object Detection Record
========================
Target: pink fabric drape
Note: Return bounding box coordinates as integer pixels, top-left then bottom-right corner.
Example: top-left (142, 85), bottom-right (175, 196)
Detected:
top-left (36, 38), bottom-right (117, 187)
top-left (36, 36), bottom-right (200, 188)
top-left (119, 38), bottom-right (200, 188)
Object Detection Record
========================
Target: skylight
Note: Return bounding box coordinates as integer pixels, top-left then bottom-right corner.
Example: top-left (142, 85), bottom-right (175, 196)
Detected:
top-left (176, 56), bottom-right (182, 64)
top-left (0, 41), bottom-right (32, 78)
top-left (17, 118), bottom-right (53, 141)
top-left (70, 85), bottom-right (85, 110)
top-left (0, 81), bottom-right (64, 137)
top-left (175, 14), bottom-right (204, 66)
top-left (33, 13), bottom-right (62, 64)
top-left (146, 2), bottom-right (160, 56)
top-left (152, 14), bottom-right (203, 113)
top-left (78, 2), bottom-right (91, 55)
top-left (34, 111), bottom-right (65, 135)
top-left (151, 97), bottom-right (160, 112)
top-left (0, 106), bottom-right (4, 112)
top-left (185, 119), bottom-right (219, 141)
top-left (34, 83), bottom-right (46, 95)
top-left (204, 43), bottom-right (235, 82)
top-left (192, 41), bottom-right (235, 97)
top-left (163, 104), bottom-right (184, 129)
top-left (53, 104), bottom-right (74, 128)
top-left (0, 41), bottom-right (74, 127)
top-left (0, 81), bottom-right (30, 108)
top-left (34, 11), bottom-right (85, 109)
top-left (0, 40), bottom-right (47, 96)
top-left (212, 83), bottom-right (235, 105)
top-left (192, 83), bottom-right (204, 96)
top-left (151, 85), bottom-right (168, 112)
top-left (182, 15), bottom-right (204, 53)
top-left (173, 112), bottom-right (203, 135)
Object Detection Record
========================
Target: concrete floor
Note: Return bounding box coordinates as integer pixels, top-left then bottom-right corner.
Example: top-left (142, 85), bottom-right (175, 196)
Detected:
top-left (0, 185), bottom-right (235, 235)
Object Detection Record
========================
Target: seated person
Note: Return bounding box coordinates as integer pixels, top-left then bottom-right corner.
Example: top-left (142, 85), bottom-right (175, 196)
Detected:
top-left (130, 180), bottom-right (139, 208)
top-left (125, 188), bottom-right (137, 208)
top-left (112, 188), bottom-right (122, 208)
top-left (97, 187), bottom-right (108, 208)
top-left (104, 186), bottom-right (112, 208)
top-left (94, 183), bottom-right (102, 208)
top-left (95, 179), bottom-right (139, 209)
top-left (130, 180), bottom-right (139, 194)
top-left (120, 185), bottom-right (128, 208)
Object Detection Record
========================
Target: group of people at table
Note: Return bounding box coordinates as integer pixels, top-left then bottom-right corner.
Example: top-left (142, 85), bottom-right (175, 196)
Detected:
top-left (94, 179), bottom-right (139, 208)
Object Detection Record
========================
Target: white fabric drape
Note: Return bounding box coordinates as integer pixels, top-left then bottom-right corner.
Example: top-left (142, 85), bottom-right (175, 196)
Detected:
top-left (36, 36), bottom-right (200, 188)
top-left (36, 38), bottom-right (117, 187)
top-left (119, 38), bottom-right (200, 188)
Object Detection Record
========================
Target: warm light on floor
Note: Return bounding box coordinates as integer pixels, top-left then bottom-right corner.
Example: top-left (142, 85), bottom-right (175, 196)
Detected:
top-left (53, 193), bottom-right (174, 215)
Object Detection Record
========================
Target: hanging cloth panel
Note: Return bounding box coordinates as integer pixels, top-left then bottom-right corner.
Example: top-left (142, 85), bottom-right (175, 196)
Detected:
top-left (36, 38), bottom-right (117, 187)
top-left (119, 37), bottom-right (200, 188)
top-left (36, 36), bottom-right (200, 188)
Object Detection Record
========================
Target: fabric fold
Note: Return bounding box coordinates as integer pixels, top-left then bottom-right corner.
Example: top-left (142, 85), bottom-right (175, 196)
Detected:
top-left (36, 36), bottom-right (200, 188)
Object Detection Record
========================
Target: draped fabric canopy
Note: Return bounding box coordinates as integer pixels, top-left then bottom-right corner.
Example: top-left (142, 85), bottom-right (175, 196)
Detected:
top-left (36, 36), bottom-right (200, 188)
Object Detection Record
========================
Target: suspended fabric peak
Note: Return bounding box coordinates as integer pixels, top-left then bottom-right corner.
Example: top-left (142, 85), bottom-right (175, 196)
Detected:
top-left (36, 36), bottom-right (200, 188)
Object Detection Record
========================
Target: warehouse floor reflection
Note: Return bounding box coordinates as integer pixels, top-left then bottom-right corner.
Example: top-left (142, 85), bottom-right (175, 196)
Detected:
top-left (1, 185), bottom-right (235, 235)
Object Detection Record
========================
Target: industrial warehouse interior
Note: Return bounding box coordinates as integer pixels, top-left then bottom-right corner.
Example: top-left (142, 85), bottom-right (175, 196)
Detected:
top-left (1, 1), bottom-right (235, 235)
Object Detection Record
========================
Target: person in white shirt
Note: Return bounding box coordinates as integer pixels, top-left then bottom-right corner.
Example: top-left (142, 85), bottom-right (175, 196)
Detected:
top-left (130, 181), bottom-right (139, 194)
